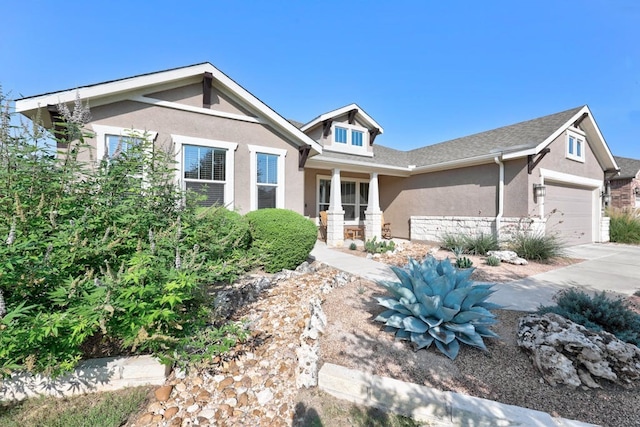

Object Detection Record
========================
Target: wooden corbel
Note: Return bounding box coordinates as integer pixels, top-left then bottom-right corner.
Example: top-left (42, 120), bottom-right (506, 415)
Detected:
top-left (573, 112), bottom-right (588, 128)
top-left (202, 72), bottom-right (213, 108)
top-left (299, 145), bottom-right (311, 168)
top-left (347, 109), bottom-right (357, 124)
top-left (322, 119), bottom-right (333, 137)
top-left (369, 128), bottom-right (380, 145)
top-left (47, 105), bottom-right (67, 146)
top-left (527, 148), bottom-right (551, 174)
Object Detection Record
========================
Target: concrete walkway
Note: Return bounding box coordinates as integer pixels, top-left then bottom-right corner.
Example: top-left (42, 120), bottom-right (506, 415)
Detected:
top-left (310, 241), bottom-right (640, 312)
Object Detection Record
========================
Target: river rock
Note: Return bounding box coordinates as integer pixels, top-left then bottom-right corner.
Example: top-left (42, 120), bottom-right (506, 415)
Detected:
top-left (487, 250), bottom-right (528, 265)
top-left (517, 313), bottom-right (640, 388)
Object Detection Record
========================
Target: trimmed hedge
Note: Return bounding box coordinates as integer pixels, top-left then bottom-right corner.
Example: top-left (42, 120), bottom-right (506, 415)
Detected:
top-left (245, 209), bottom-right (317, 273)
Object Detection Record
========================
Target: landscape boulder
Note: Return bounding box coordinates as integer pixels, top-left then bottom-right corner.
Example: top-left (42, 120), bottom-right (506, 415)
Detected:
top-left (487, 250), bottom-right (528, 265)
top-left (517, 313), bottom-right (640, 389)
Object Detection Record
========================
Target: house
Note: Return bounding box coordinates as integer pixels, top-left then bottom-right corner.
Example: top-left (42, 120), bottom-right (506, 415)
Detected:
top-left (15, 62), bottom-right (619, 248)
top-left (609, 156), bottom-right (640, 210)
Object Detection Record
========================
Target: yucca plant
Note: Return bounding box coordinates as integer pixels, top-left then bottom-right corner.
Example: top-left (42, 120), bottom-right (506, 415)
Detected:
top-left (374, 256), bottom-right (501, 359)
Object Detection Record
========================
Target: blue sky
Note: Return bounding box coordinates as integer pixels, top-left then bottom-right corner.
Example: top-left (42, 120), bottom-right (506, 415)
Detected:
top-left (2, 0), bottom-right (639, 158)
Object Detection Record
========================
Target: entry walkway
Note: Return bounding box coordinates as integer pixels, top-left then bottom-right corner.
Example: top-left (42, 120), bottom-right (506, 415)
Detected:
top-left (310, 241), bottom-right (640, 312)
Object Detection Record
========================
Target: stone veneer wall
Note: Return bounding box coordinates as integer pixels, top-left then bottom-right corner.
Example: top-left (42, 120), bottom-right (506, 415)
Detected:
top-left (410, 216), bottom-right (546, 243)
top-left (600, 216), bottom-right (610, 243)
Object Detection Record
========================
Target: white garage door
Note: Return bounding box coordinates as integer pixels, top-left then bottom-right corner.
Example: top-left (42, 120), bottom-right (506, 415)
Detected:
top-left (545, 183), bottom-right (594, 246)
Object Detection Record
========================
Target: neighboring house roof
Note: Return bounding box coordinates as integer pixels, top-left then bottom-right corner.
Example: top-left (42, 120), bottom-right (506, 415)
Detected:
top-left (310, 105), bottom-right (619, 174)
top-left (300, 103), bottom-right (384, 135)
top-left (612, 156), bottom-right (640, 179)
top-left (14, 62), bottom-right (323, 155)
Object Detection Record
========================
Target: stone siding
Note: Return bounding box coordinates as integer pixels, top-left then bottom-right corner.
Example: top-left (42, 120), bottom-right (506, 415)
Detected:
top-left (410, 216), bottom-right (546, 243)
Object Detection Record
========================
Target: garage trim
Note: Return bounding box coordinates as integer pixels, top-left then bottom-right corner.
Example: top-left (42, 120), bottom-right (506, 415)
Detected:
top-left (538, 168), bottom-right (604, 243)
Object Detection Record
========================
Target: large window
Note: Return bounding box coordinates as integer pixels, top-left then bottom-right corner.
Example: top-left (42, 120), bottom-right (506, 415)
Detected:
top-left (172, 135), bottom-right (238, 209)
top-left (183, 145), bottom-right (227, 206)
top-left (318, 178), bottom-right (369, 224)
top-left (257, 153), bottom-right (278, 209)
top-left (92, 124), bottom-right (157, 162)
top-left (249, 145), bottom-right (287, 210)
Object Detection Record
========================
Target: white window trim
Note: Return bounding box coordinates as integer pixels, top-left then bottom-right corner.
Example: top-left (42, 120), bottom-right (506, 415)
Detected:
top-left (325, 122), bottom-right (372, 156)
top-left (316, 175), bottom-right (369, 225)
top-left (172, 134), bottom-right (238, 208)
top-left (566, 129), bottom-right (585, 163)
top-left (92, 124), bottom-right (158, 161)
top-left (248, 145), bottom-right (287, 211)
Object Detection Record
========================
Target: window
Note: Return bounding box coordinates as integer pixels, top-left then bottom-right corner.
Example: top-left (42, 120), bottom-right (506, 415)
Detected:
top-left (172, 135), bottom-right (238, 208)
top-left (92, 124), bottom-right (157, 162)
top-left (352, 130), bottom-right (364, 147)
top-left (566, 131), bottom-right (585, 162)
top-left (327, 122), bottom-right (371, 156)
top-left (183, 145), bottom-right (227, 206)
top-left (335, 127), bottom-right (348, 144)
top-left (248, 145), bottom-right (287, 210)
top-left (257, 153), bottom-right (278, 209)
top-left (317, 177), bottom-right (368, 224)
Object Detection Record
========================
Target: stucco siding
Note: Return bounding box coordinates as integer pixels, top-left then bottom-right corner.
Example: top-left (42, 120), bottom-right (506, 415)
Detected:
top-left (147, 83), bottom-right (256, 117)
top-left (533, 131), bottom-right (604, 181)
top-left (382, 164), bottom-right (499, 239)
top-left (503, 158), bottom-right (529, 217)
top-left (84, 100), bottom-right (304, 215)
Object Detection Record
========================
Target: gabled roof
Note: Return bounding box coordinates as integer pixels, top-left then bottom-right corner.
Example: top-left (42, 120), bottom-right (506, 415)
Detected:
top-left (309, 106), bottom-right (620, 174)
top-left (15, 62), bottom-right (322, 155)
top-left (300, 103), bottom-right (384, 135)
top-left (613, 156), bottom-right (640, 179)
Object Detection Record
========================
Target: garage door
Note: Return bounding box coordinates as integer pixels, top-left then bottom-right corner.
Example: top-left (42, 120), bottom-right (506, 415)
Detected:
top-left (545, 183), bottom-right (593, 246)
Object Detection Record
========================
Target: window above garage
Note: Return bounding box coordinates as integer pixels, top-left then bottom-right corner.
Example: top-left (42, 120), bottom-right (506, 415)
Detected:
top-left (566, 130), bottom-right (585, 163)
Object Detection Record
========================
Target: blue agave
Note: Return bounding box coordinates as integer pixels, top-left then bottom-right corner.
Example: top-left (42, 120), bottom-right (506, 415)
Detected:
top-left (374, 256), bottom-right (501, 360)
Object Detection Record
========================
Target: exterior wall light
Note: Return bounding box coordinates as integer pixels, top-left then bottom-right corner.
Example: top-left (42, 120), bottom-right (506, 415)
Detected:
top-left (601, 191), bottom-right (611, 205)
top-left (533, 184), bottom-right (546, 199)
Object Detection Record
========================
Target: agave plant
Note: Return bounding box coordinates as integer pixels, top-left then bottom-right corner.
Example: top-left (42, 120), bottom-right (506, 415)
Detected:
top-left (374, 256), bottom-right (501, 360)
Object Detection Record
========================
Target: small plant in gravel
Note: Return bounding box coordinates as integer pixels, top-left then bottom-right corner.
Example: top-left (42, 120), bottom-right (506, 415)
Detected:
top-left (486, 255), bottom-right (501, 267)
top-left (349, 242), bottom-right (357, 250)
top-left (455, 256), bottom-right (473, 269)
top-left (538, 289), bottom-right (640, 346)
top-left (364, 236), bottom-right (395, 254)
top-left (374, 256), bottom-right (501, 359)
top-left (440, 233), bottom-right (498, 255)
top-left (508, 232), bottom-right (564, 261)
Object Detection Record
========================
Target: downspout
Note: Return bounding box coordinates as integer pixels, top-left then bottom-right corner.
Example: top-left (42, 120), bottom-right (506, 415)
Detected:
top-left (494, 156), bottom-right (504, 240)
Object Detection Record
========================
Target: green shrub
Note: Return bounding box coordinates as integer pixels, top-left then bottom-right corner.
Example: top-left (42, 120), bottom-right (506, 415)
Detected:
top-left (0, 93), bottom-right (245, 377)
top-left (538, 289), bottom-right (640, 346)
top-left (245, 208), bottom-right (317, 273)
top-left (364, 236), bottom-right (396, 254)
top-left (349, 242), bottom-right (357, 250)
top-left (508, 231), bottom-right (564, 261)
top-left (440, 232), bottom-right (498, 255)
top-left (374, 256), bottom-right (501, 359)
top-left (464, 233), bottom-right (499, 255)
top-left (609, 209), bottom-right (640, 244)
top-left (455, 256), bottom-right (473, 269)
top-left (440, 233), bottom-right (467, 252)
top-left (486, 255), bottom-right (501, 267)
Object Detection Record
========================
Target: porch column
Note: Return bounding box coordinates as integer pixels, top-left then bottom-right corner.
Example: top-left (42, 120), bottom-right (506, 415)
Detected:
top-left (326, 168), bottom-right (344, 247)
top-left (364, 172), bottom-right (382, 241)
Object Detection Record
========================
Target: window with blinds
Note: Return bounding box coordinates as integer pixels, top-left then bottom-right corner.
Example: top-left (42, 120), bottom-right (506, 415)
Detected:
top-left (257, 153), bottom-right (277, 209)
top-left (183, 144), bottom-right (227, 206)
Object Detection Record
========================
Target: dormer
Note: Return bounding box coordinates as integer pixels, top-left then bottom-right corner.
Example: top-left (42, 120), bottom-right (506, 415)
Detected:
top-left (300, 104), bottom-right (383, 157)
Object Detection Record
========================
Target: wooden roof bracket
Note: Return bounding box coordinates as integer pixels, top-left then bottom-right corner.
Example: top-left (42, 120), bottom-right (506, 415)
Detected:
top-left (47, 105), bottom-right (67, 145)
top-left (299, 145), bottom-right (311, 168)
top-left (527, 148), bottom-right (551, 174)
top-left (573, 112), bottom-right (588, 128)
top-left (202, 72), bottom-right (213, 108)
top-left (347, 109), bottom-right (357, 124)
top-left (369, 128), bottom-right (380, 145)
top-left (322, 119), bottom-right (333, 137)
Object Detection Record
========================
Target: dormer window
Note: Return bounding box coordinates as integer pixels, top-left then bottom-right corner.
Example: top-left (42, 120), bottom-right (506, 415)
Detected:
top-left (566, 130), bottom-right (585, 162)
top-left (327, 123), bottom-right (370, 156)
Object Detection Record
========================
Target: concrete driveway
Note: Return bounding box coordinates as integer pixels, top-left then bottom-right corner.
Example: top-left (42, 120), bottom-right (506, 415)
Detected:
top-left (491, 243), bottom-right (640, 311)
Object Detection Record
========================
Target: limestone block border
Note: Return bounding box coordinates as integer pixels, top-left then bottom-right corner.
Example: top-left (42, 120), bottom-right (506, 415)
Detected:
top-left (0, 355), bottom-right (170, 402)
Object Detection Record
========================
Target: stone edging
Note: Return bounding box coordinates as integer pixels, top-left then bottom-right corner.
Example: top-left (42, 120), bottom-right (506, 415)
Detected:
top-left (318, 363), bottom-right (600, 427)
top-left (0, 355), bottom-right (169, 402)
